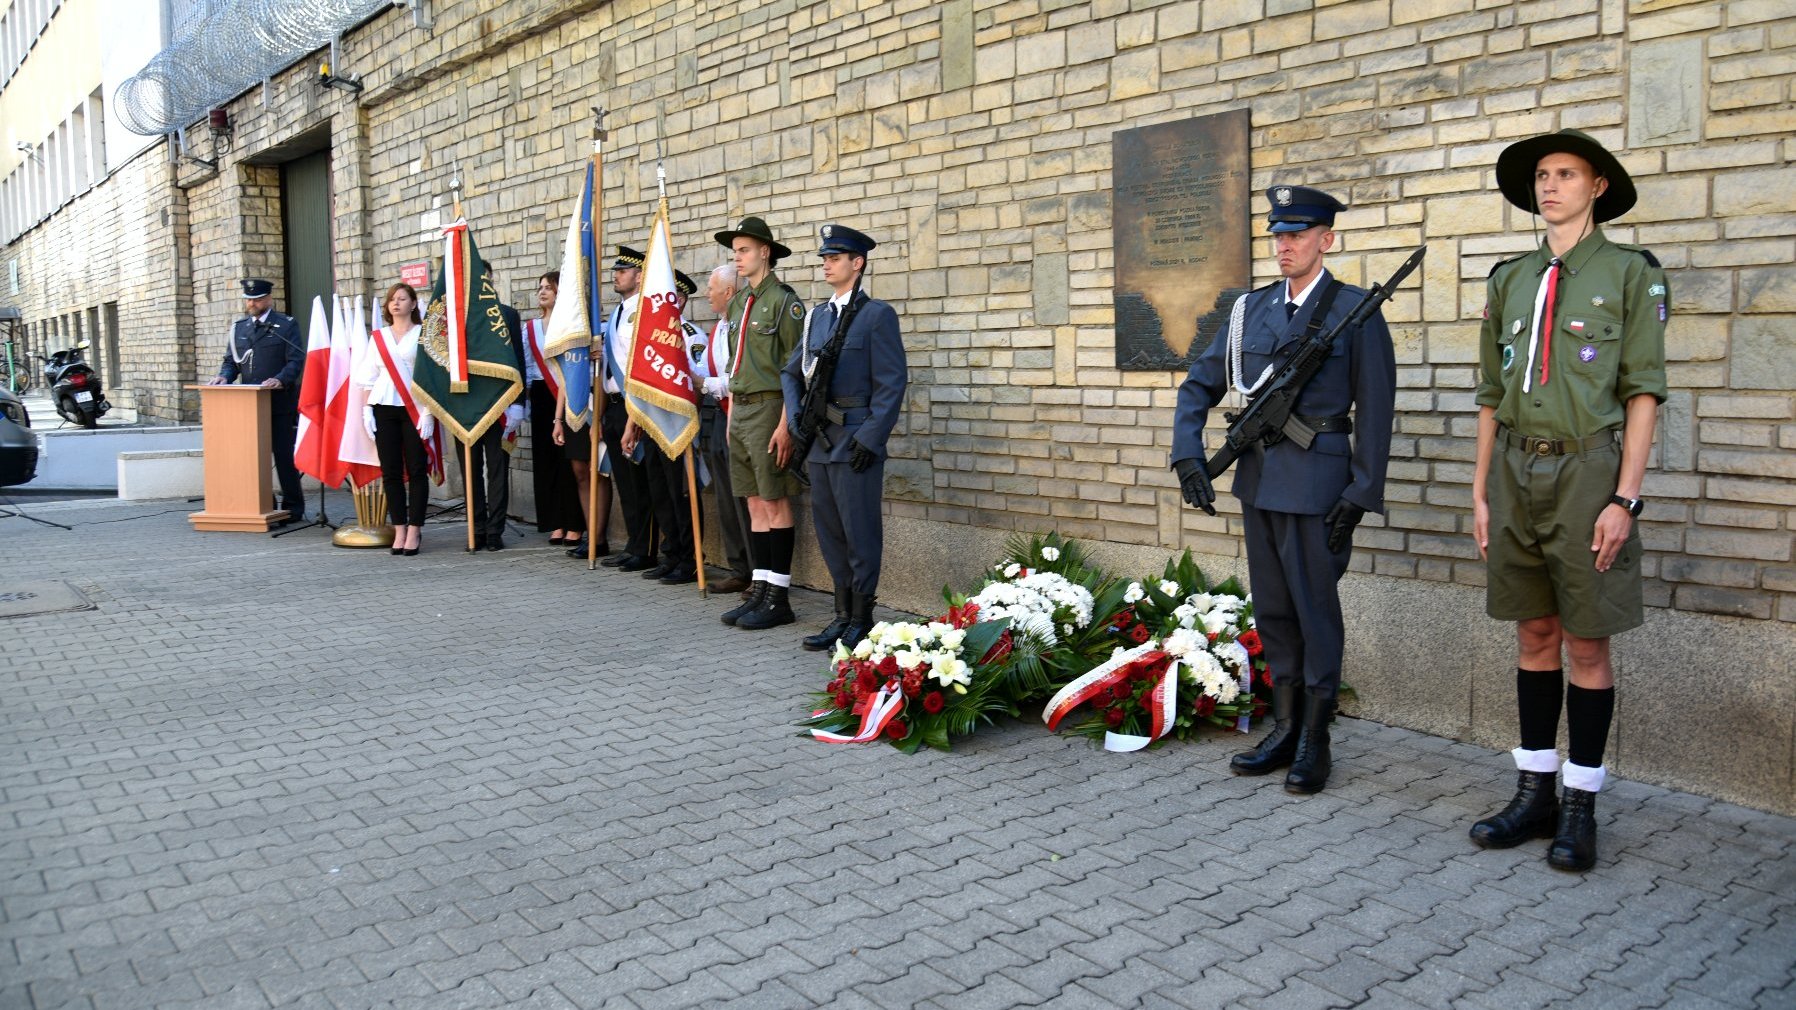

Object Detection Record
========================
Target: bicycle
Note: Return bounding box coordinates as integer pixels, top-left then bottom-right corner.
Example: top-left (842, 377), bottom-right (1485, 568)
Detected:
top-left (0, 339), bottom-right (29, 396)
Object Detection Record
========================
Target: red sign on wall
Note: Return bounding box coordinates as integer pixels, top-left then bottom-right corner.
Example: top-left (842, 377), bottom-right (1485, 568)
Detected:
top-left (400, 261), bottom-right (431, 290)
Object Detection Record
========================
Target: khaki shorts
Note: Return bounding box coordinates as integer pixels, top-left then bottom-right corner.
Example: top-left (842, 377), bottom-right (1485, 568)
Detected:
top-left (1485, 432), bottom-right (1644, 639)
top-left (728, 392), bottom-right (801, 500)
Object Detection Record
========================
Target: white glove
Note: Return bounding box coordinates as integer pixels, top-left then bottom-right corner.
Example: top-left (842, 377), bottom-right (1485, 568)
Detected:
top-left (417, 413), bottom-right (436, 441)
top-left (702, 376), bottom-right (729, 398)
top-left (503, 404), bottom-right (524, 437)
top-left (363, 405), bottom-right (378, 441)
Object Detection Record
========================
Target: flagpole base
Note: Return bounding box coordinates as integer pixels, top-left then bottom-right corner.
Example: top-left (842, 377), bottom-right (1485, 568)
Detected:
top-left (333, 483), bottom-right (395, 547)
top-left (332, 524), bottom-right (395, 548)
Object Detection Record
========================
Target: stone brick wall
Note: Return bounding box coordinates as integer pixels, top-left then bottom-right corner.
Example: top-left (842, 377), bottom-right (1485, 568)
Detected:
top-left (7, 0), bottom-right (1795, 809)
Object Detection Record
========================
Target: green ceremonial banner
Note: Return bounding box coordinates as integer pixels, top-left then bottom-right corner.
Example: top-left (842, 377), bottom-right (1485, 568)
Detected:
top-left (414, 219), bottom-right (523, 444)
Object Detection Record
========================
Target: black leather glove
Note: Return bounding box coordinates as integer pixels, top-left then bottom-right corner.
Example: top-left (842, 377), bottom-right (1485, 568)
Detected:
top-left (1173, 458), bottom-right (1216, 516)
top-left (1324, 499), bottom-right (1366, 553)
top-left (849, 439), bottom-right (878, 473)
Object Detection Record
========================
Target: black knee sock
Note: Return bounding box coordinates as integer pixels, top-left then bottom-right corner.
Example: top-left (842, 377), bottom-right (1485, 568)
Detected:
top-left (749, 531), bottom-right (770, 577)
top-left (1516, 668), bottom-right (1563, 752)
top-left (1566, 684), bottom-right (1614, 768)
top-left (768, 526), bottom-right (795, 576)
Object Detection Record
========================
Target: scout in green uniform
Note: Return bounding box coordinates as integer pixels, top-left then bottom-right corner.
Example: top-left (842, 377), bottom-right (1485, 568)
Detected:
top-left (714, 216), bottom-right (807, 631)
top-left (1468, 129), bottom-right (1668, 873)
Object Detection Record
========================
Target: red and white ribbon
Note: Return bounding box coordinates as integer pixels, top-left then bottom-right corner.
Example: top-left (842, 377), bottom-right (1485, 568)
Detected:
top-left (810, 686), bottom-right (905, 744)
top-left (1104, 657), bottom-right (1179, 752)
top-left (1042, 643), bottom-right (1156, 732)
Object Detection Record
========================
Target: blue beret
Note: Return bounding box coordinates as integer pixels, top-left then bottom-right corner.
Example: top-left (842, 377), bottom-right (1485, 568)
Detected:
top-left (240, 278), bottom-right (274, 298)
top-left (1266, 185), bottom-right (1348, 233)
top-left (818, 224), bottom-right (877, 257)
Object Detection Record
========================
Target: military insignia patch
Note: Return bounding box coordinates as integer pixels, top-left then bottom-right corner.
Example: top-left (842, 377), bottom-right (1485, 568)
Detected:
top-left (1590, 296), bottom-right (1605, 307)
top-left (790, 302), bottom-right (803, 320)
top-left (1649, 284), bottom-right (1666, 296)
top-left (822, 225), bottom-right (833, 238)
top-left (1579, 345), bottom-right (1597, 362)
top-left (1274, 187), bottom-right (1293, 206)
top-left (1502, 344), bottom-right (1515, 371)
top-left (1658, 302), bottom-right (1668, 322)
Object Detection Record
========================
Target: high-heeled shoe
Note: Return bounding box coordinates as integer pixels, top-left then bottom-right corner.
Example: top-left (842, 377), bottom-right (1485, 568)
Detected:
top-left (389, 546), bottom-right (403, 555)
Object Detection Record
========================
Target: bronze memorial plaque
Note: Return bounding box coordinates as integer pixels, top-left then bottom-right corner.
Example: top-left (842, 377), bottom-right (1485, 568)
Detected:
top-left (1112, 109), bottom-right (1252, 371)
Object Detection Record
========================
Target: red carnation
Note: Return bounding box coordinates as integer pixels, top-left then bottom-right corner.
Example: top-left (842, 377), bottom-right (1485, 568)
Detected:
top-left (1128, 624), bottom-right (1150, 644)
top-left (1109, 680), bottom-right (1132, 703)
top-left (1104, 707), bottom-right (1125, 728)
top-left (835, 689), bottom-right (852, 709)
top-left (885, 719), bottom-right (908, 740)
top-left (1238, 629), bottom-right (1262, 656)
top-left (1193, 695), bottom-right (1217, 717)
top-left (902, 672), bottom-right (924, 697)
top-left (923, 691), bottom-right (945, 713)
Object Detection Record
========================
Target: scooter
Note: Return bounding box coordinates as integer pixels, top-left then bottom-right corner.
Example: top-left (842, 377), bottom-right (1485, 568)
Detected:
top-left (41, 346), bottom-right (110, 429)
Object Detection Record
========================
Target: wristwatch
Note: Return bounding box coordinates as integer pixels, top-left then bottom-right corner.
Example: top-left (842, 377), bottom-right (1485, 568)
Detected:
top-left (1609, 494), bottom-right (1644, 517)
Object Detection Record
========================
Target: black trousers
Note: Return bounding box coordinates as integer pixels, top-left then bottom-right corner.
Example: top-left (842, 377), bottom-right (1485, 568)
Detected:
top-left (373, 405), bottom-right (429, 526)
top-left (466, 423), bottom-right (511, 541)
top-left (600, 395), bottom-right (655, 558)
top-left (270, 406), bottom-right (303, 514)
top-left (700, 402), bottom-right (751, 578)
top-left (643, 440), bottom-right (694, 569)
top-left (527, 380), bottom-right (585, 534)
top-left (807, 456), bottom-right (885, 595)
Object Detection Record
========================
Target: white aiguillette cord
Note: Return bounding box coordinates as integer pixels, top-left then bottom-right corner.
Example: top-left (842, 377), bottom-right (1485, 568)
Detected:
top-left (1228, 293), bottom-right (1272, 397)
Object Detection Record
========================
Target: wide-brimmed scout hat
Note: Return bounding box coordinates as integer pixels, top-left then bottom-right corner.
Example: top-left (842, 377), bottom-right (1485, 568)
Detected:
top-left (1496, 128), bottom-right (1636, 223)
top-left (713, 216), bottom-right (791, 262)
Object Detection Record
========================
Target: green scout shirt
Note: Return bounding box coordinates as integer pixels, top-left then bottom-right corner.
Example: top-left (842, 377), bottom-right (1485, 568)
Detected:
top-left (1474, 227), bottom-right (1669, 440)
top-left (725, 272), bottom-right (804, 396)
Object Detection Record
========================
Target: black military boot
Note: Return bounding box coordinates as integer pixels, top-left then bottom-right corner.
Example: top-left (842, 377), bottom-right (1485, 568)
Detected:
top-left (735, 584), bottom-right (795, 630)
top-left (1284, 690), bottom-right (1334, 794)
top-left (836, 592), bottom-right (877, 652)
top-left (1230, 684), bottom-right (1299, 776)
top-left (802, 587), bottom-right (853, 652)
top-left (1469, 771), bottom-right (1559, 849)
top-left (721, 581), bottom-right (767, 626)
top-left (1547, 787), bottom-right (1598, 871)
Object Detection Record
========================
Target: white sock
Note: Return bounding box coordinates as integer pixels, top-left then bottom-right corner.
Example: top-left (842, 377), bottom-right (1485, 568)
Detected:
top-left (1562, 761), bottom-right (1606, 793)
top-left (1511, 747), bottom-right (1561, 774)
top-left (751, 569), bottom-right (769, 583)
top-left (766, 571), bottom-right (792, 588)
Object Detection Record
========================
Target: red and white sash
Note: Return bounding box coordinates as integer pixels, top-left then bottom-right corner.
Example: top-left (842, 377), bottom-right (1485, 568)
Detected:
top-left (526, 319), bottom-right (558, 399)
top-left (372, 327), bottom-right (443, 483)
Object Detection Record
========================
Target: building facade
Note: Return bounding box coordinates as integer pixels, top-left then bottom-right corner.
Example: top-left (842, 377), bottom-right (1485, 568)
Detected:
top-left (4, 0), bottom-right (1794, 812)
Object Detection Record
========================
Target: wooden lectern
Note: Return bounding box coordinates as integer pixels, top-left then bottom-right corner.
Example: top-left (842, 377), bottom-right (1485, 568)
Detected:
top-left (187, 384), bottom-right (290, 532)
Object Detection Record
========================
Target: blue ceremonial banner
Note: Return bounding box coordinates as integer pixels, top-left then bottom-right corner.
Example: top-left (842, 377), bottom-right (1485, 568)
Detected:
top-left (544, 160), bottom-right (604, 431)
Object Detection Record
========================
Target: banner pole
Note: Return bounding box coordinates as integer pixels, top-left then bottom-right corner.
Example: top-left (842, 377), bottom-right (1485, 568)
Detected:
top-left (587, 107), bottom-right (608, 571)
top-left (684, 448), bottom-right (707, 596)
top-left (464, 440), bottom-right (477, 551)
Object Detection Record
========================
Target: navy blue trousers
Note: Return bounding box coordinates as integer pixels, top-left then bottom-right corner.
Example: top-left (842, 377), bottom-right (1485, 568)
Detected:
top-left (1241, 507), bottom-right (1352, 699)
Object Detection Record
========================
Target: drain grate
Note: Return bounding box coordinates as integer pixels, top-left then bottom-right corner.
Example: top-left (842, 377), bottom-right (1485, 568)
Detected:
top-left (0, 581), bottom-right (96, 618)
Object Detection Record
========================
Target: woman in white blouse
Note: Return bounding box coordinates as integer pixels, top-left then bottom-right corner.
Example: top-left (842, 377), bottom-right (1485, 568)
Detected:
top-left (358, 282), bottom-right (436, 555)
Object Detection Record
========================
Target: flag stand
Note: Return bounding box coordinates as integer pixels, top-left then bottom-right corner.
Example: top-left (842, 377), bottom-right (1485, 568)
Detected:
top-left (587, 107), bottom-right (608, 571)
top-left (448, 170), bottom-right (479, 554)
top-left (684, 449), bottom-right (707, 595)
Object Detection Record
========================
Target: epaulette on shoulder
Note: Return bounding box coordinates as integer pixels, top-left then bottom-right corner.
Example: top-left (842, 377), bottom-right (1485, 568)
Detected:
top-left (1614, 243), bottom-right (1662, 269)
top-left (1488, 254), bottom-right (1526, 279)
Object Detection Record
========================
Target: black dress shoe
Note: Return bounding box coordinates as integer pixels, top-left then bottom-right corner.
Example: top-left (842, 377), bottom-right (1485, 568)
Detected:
top-left (619, 555), bottom-right (657, 572)
top-left (467, 538), bottom-right (486, 553)
top-left (658, 566), bottom-right (697, 585)
top-left (599, 551), bottom-right (632, 567)
top-left (485, 537), bottom-right (504, 552)
top-left (1547, 787), bottom-right (1598, 871)
top-left (711, 575), bottom-right (750, 594)
top-left (803, 587), bottom-right (853, 651)
top-left (565, 543), bottom-right (590, 559)
top-left (1231, 684), bottom-right (1299, 776)
top-left (641, 563), bottom-right (674, 580)
top-left (1470, 771), bottom-right (1559, 849)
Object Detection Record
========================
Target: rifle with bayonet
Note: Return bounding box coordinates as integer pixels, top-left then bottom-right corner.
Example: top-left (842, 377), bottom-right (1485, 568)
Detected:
top-left (1186, 245), bottom-right (1425, 513)
top-left (786, 276), bottom-right (866, 488)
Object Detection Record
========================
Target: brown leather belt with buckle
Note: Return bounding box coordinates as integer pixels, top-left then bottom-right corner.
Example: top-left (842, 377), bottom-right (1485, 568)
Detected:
top-left (1500, 427), bottom-right (1616, 456)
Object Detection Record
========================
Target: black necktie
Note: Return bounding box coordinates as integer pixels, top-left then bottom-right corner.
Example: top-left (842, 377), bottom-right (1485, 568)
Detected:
top-left (825, 303), bottom-right (839, 330)
top-left (1285, 301), bottom-right (1298, 320)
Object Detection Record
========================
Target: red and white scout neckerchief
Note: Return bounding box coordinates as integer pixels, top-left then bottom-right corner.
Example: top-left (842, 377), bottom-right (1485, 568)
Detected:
top-left (729, 293), bottom-right (756, 378)
top-left (525, 319), bottom-right (558, 399)
top-left (1523, 258), bottom-right (1562, 392)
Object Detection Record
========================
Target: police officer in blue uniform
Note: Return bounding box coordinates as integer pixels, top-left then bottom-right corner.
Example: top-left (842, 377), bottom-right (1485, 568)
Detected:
top-left (1170, 186), bottom-right (1396, 794)
top-left (210, 277), bottom-right (306, 523)
top-left (781, 225), bottom-right (907, 651)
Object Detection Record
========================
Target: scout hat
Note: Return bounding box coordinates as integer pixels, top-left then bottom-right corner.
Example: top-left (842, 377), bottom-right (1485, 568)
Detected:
top-left (713, 216), bottom-right (792, 263)
top-left (1495, 128), bottom-right (1636, 223)
top-left (1265, 185), bottom-right (1347, 233)
top-left (239, 278), bottom-right (274, 298)
top-left (818, 224), bottom-right (877, 257)
top-left (674, 269), bottom-right (697, 297)
top-left (613, 246), bottom-right (645, 270)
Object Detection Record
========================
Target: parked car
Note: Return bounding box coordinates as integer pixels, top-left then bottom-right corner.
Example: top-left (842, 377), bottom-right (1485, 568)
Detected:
top-left (0, 384), bottom-right (37, 486)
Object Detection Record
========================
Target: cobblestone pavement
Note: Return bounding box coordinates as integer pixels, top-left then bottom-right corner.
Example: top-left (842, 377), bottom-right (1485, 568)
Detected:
top-left (4, 498), bottom-right (1793, 1010)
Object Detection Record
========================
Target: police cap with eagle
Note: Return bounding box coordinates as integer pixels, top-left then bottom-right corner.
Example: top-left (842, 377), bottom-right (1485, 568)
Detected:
top-left (817, 224), bottom-right (877, 258)
top-left (1265, 185), bottom-right (1348, 233)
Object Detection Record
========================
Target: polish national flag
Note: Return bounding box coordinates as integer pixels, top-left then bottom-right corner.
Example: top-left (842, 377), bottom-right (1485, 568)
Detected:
top-left (337, 294), bottom-right (383, 487)
top-left (293, 296), bottom-right (342, 485)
